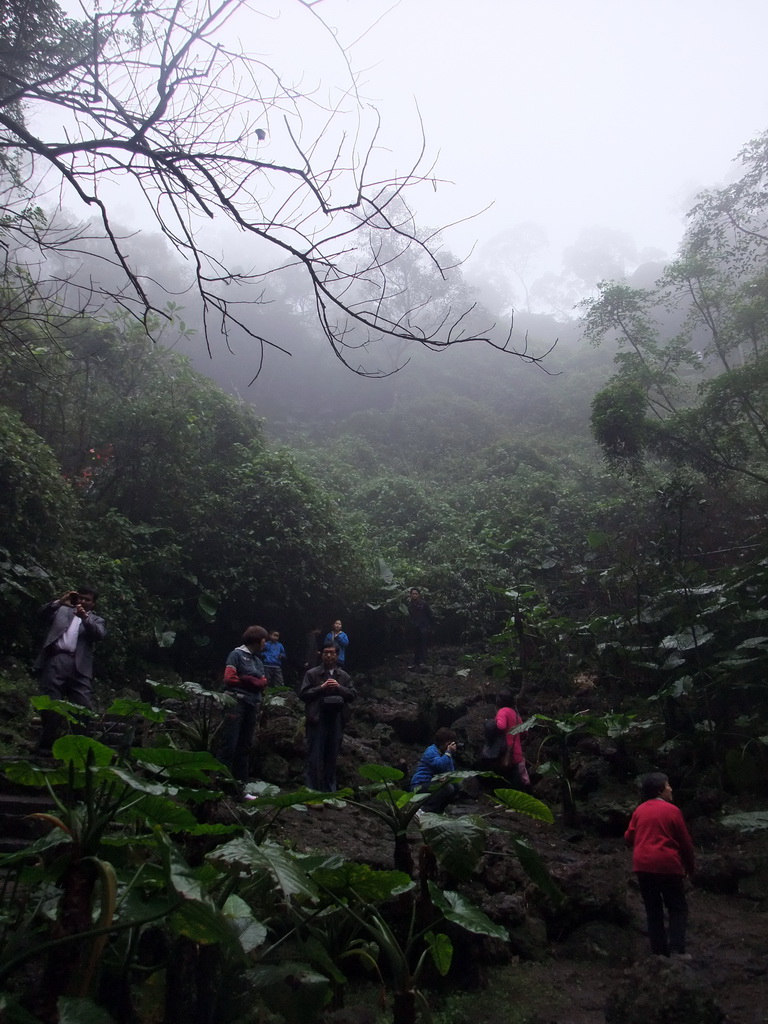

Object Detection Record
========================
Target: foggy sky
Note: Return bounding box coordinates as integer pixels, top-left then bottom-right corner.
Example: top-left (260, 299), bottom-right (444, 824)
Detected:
top-left (46, 0), bottom-right (768, 320)
top-left (337, 0), bottom-right (768, 269)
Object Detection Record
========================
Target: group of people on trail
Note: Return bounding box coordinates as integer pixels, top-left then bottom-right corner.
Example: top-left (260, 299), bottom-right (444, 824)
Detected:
top-left (30, 585), bottom-right (695, 960)
top-left (220, 621), bottom-right (356, 792)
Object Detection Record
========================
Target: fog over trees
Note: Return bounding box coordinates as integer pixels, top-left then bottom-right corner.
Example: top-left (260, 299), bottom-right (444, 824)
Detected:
top-left (3, 5), bottom-right (768, 1022)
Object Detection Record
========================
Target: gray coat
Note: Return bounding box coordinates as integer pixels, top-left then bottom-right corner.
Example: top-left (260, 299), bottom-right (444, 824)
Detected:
top-left (34, 602), bottom-right (107, 678)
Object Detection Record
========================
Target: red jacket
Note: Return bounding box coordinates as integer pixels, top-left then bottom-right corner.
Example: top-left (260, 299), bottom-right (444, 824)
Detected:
top-left (625, 798), bottom-right (695, 876)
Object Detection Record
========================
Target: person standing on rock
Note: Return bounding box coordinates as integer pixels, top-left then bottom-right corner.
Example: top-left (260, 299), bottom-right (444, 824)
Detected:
top-left (407, 587), bottom-right (434, 669)
top-left (299, 641), bottom-right (356, 791)
top-left (33, 586), bottom-right (107, 752)
top-left (625, 772), bottom-right (695, 959)
top-left (219, 625), bottom-right (268, 784)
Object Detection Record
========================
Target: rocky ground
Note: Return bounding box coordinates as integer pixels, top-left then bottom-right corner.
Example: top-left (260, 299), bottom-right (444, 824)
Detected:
top-left (3, 648), bottom-right (767, 1023)
top-left (250, 649), bottom-right (768, 1024)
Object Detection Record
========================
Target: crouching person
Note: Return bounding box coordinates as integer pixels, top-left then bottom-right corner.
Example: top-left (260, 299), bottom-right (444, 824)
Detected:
top-left (218, 625), bottom-right (268, 783)
top-left (410, 727), bottom-right (460, 815)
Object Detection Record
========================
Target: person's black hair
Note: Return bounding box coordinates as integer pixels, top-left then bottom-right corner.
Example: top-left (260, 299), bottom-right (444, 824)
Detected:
top-left (77, 585), bottom-right (98, 600)
top-left (497, 691), bottom-right (515, 707)
top-left (434, 727), bottom-right (456, 748)
top-left (242, 625), bottom-right (268, 645)
top-left (641, 772), bottom-right (669, 801)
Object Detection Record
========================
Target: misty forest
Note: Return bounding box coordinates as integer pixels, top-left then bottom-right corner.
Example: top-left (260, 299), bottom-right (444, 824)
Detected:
top-left (1, 2), bottom-right (767, 1024)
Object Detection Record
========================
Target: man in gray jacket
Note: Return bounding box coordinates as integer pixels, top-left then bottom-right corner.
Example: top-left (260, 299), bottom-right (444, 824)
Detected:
top-left (299, 642), bottom-right (356, 792)
top-left (34, 586), bottom-right (107, 752)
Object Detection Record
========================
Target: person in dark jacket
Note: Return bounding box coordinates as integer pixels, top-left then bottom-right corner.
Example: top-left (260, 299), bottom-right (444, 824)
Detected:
top-left (407, 588), bottom-right (434, 669)
top-left (299, 642), bottom-right (356, 791)
top-left (625, 772), bottom-right (695, 958)
top-left (409, 727), bottom-right (459, 815)
top-left (218, 625), bottom-right (268, 783)
top-left (34, 586), bottom-right (107, 752)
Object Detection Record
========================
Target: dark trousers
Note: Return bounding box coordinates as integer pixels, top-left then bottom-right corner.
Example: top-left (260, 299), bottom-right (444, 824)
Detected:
top-left (218, 696), bottom-right (260, 782)
top-left (38, 652), bottom-right (93, 749)
top-left (417, 780), bottom-right (459, 813)
top-left (636, 872), bottom-right (688, 955)
top-left (412, 626), bottom-right (429, 665)
top-left (305, 712), bottom-right (345, 791)
top-left (264, 665), bottom-right (284, 687)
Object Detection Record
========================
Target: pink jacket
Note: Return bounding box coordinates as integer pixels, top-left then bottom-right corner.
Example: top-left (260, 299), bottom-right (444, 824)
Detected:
top-left (495, 707), bottom-right (525, 765)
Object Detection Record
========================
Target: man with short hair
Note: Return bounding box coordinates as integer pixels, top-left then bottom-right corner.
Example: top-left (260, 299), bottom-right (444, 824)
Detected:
top-left (299, 643), bottom-right (356, 791)
top-left (262, 630), bottom-right (287, 686)
top-left (34, 586), bottom-right (107, 752)
top-left (219, 625), bottom-right (269, 783)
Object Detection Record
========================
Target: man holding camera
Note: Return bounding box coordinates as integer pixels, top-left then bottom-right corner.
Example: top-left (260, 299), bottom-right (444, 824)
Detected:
top-left (33, 586), bottom-right (107, 752)
top-left (298, 642), bottom-right (356, 792)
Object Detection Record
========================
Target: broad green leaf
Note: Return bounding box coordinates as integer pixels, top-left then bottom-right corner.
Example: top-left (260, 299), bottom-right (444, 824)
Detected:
top-left (425, 930), bottom-right (453, 976)
top-left (131, 748), bottom-right (225, 781)
top-left (493, 786), bottom-right (552, 819)
top-left (358, 763), bottom-right (404, 782)
top-left (0, 828), bottom-right (73, 866)
top-left (105, 699), bottom-right (167, 723)
top-left (427, 884), bottom-right (508, 940)
top-left (208, 838), bottom-right (319, 899)
top-left (117, 793), bottom-right (197, 829)
top-left (4, 759), bottom-right (70, 787)
top-left (311, 861), bottom-right (413, 901)
top-left (170, 899), bottom-right (237, 946)
top-left (222, 894), bottom-right (268, 953)
top-left (197, 593), bottom-right (217, 622)
top-left (31, 695), bottom-right (95, 722)
top-left (162, 841), bottom-right (205, 901)
top-left (53, 735), bottom-right (114, 769)
top-left (419, 814), bottom-right (487, 880)
top-left (736, 637), bottom-right (768, 649)
top-left (659, 627), bottom-right (713, 652)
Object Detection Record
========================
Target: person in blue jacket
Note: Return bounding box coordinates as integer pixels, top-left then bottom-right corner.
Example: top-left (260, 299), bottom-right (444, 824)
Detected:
top-left (262, 630), bottom-right (287, 686)
top-left (324, 618), bottom-right (349, 666)
top-left (410, 727), bottom-right (460, 814)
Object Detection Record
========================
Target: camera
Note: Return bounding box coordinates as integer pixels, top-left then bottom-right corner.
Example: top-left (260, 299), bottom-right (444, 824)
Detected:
top-left (68, 591), bottom-right (80, 606)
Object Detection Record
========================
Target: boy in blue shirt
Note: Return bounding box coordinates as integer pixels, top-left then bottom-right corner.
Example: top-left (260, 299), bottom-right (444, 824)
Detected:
top-left (263, 630), bottom-right (287, 686)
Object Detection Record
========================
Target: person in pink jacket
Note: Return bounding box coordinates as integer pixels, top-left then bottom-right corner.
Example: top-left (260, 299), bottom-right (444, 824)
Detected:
top-left (485, 696), bottom-right (529, 789)
top-left (625, 772), bottom-right (695, 958)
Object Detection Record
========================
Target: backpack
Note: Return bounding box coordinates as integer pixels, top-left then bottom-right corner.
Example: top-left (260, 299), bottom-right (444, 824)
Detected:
top-left (481, 718), bottom-right (506, 760)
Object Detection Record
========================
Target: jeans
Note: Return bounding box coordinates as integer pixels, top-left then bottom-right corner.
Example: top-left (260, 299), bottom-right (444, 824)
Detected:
top-left (636, 872), bottom-right (688, 955)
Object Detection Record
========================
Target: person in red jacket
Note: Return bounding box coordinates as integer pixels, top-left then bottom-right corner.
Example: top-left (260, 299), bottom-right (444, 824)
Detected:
top-left (625, 772), bottom-right (695, 958)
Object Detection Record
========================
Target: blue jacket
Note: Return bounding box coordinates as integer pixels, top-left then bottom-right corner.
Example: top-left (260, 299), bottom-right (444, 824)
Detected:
top-left (262, 640), bottom-right (286, 667)
top-left (324, 630), bottom-right (349, 664)
top-left (410, 744), bottom-right (455, 788)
